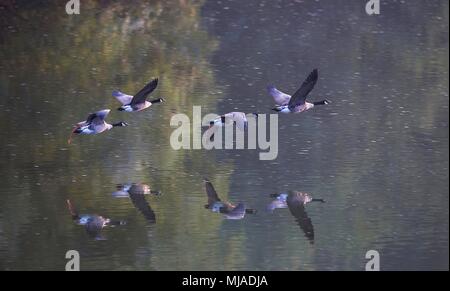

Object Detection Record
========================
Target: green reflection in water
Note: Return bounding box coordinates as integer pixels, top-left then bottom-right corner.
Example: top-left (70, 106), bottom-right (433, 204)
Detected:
top-left (0, 1), bottom-right (239, 270)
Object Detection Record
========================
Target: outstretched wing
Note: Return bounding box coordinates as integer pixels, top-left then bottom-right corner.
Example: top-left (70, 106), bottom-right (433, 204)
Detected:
top-left (267, 85), bottom-right (291, 106)
top-left (204, 178), bottom-right (221, 207)
top-left (85, 109), bottom-right (110, 125)
top-left (112, 90), bottom-right (133, 105)
top-left (130, 78), bottom-right (158, 105)
top-left (129, 192), bottom-right (156, 223)
top-left (288, 69), bottom-right (318, 109)
top-left (287, 195), bottom-right (314, 244)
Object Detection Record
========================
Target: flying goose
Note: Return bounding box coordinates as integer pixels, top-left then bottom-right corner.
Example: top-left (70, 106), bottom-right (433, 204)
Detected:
top-left (66, 199), bottom-right (125, 240)
top-left (268, 192), bottom-right (325, 244)
top-left (269, 69), bottom-right (330, 113)
top-left (204, 178), bottom-right (256, 219)
top-left (67, 109), bottom-right (127, 144)
top-left (113, 78), bottom-right (165, 112)
top-left (112, 183), bottom-right (160, 223)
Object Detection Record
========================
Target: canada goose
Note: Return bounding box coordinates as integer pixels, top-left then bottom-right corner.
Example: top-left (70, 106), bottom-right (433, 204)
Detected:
top-left (66, 199), bottom-right (125, 240)
top-left (112, 183), bottom-right (160, 223)
top-left (204, 178), bottom-right (256, 219)
top-left (268, 192), bottom-right (324, 244)
top-left (269, 69), bottom-right (330, 113)
top-left (113, 78), bottom-right (165, 112)
top-left (67, 109), bottom-right (128, 144)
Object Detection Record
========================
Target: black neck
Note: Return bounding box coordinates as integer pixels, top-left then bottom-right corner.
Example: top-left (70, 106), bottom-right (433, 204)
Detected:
top-left (150, 98), bottom-right (163, 103)
top-left (112, 122), bottom-right (125, 127)
top-left (313, 100), bottom-right (328, 106)
top-left (312, 198), bottom-right (325, 203)
top-left (108, 220), bottom-right (126, 226)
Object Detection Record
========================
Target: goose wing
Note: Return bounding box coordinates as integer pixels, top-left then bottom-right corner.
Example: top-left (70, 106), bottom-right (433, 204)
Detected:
top-left (85, 109), bottom-right (110, 132)
top-left (112, 90), bottom-right (133, 105)
top-left (287, 194), bottom-right (314, 244)
top-left (130, 78), bottom-right (158, 105)
top-left (204, 178), bottom-right (221, 207)
top-left (129, 192), bottom-right (156, 223)
top-left (85, 109), bottom-right (110, 125)
top-left (288, 69), bottom-right (318, 109)
top-left (267, 85), bottom-right (291, 106)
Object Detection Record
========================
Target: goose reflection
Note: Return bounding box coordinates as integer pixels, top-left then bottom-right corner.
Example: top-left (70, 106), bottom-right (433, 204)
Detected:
top-left (204, 178), bottom-right (257, 220)
top-left (112, 183), bottom-right (160, 223)
top-left (66, 199), bottom-right (125, 240)
top-left (268, 191), bottom-right (325, 244)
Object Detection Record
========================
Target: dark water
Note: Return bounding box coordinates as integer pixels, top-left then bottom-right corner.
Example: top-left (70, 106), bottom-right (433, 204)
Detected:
top-left (0, 0), bottom-right (448, 271)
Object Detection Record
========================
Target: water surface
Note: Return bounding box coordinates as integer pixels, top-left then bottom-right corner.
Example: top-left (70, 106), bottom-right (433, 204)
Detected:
top-left (0, 0), bottom-right (448, 270)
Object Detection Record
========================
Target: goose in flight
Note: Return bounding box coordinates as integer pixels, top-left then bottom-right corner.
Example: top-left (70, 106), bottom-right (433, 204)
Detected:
top-left (204, 178), bottom-right (256, 220)
top-left (113, 78), bottom-right (165, 112)
top-left (269, 69), bottom-right (330, 113)
top-left (268, 192), bottom-right (325, 244)
top-left (67, 109), bottom-right (127, 144)
top-left (66, 199), bottom-right (125, 240)
top-left (112, 183), bottom-right (160, 223)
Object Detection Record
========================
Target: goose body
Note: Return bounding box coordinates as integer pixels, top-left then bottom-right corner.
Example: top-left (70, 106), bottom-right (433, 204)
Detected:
top-left (268, 192), bottom-right (325, 244)
top-left (114, 78), bottom-right (165, 112)
top-left (204, 178), bottom-right (256, 219)
top-left (269, 69), bottom-right (330, 113)
top-left (66, 200), bottom-right (125, 240)
top-left (112, 183), bottom-right (159, 223)
top-left (208, 112), bottom-right (258, 142)
top-left (68, 109), bottom-right (127, 144)
top-left (266, 193), bottom-right (288, 212)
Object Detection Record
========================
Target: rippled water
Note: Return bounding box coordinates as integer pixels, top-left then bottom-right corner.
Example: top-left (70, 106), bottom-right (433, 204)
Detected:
top-left (0, 0), bottom-right (448, 270)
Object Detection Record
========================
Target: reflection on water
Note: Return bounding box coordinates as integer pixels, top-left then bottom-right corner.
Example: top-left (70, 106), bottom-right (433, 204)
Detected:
top-left (112, 183), bottom-right (159, 223)
top-left (268, 192), bottom-right (325, 245)
top-left (0, 0), bottom-right (448, 270)
top-left (204, 178), bottom-right (257, 220)
top-left (66, 199), bottom-right (126, 241)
